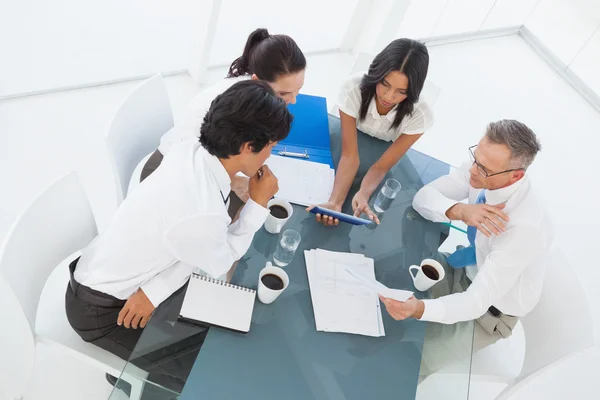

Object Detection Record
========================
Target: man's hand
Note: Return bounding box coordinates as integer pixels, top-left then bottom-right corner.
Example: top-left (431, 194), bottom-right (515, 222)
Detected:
top-left (249, 165), bottom-right (278, 207)
top-left (379, 295), bottom-right (424, 320)
top-left (446, 203), bottom-right (509, 237)
top-left (306, 201), bottom-right (342, 227)
top-left (118, 289), bottom-right (155, 329)
top-left (352, 190), bottom-right (380, 224)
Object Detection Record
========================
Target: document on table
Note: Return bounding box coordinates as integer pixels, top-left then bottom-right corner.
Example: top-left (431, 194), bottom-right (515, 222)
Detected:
top-left (304, 249), bottom-right (385, 337)
top-left (344, 266), bottom-right (413, 302)
top-left (266, 155), bottom-right (335, 206)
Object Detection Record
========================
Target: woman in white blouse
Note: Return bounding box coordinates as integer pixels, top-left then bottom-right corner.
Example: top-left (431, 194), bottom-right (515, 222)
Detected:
top-left (139, 28), bottom-right (306, 182)
top-left (313, 38), bottom-right (433, 225)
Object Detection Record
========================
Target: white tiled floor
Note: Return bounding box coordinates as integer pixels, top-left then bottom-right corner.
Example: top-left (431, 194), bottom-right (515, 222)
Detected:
top-left (1, 36), bottom-right (599, 399)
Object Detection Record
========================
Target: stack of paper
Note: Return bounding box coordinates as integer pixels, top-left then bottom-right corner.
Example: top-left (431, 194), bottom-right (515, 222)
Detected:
top-left (305, 249), bottom-right (383, 337)
top-left (266, 155), bottom-right (335, 207)
top-left (304, 250), bottom-right (411, 337)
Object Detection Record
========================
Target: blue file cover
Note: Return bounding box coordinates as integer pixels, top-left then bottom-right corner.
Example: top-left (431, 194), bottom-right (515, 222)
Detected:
top-left (272, 94), bottom-right (334, 168)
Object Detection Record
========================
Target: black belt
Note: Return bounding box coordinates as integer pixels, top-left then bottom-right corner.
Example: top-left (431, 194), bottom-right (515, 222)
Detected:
top-left (69, 258), bottom-right (126, 308)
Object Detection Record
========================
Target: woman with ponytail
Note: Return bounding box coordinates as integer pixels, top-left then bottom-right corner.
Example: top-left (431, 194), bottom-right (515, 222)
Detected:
top-left (310, 38), bottom-right (433, 226)
top-left (139, 28), bottom-right (306, 185)
top-left (224, 28), bottom-right (306, 104)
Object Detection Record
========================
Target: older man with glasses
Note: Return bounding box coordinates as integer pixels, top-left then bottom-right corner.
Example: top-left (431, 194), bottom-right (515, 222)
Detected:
top-left (378, 119), bottom-right (554, 375)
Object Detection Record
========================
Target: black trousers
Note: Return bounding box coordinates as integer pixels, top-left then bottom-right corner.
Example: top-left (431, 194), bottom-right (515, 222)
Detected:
top-left (65, 258), bottom-right (207, 397)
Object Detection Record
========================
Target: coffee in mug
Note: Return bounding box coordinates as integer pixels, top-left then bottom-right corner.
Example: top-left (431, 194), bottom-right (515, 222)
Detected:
top-left (409, 259), bottom-right (445, 291)
top-left (269, 205), bottom-right (289, 219)
top-left (421, 264), bottom-right (440, 280)
top-left (264, 199), bottom-right (293, 234)
top-left (261, 273), bottom-right (284, 290)
top-left (257, 262), bottom-right (289, 304)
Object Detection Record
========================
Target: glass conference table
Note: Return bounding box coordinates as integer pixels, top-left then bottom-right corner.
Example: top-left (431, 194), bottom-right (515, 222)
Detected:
top-left (109, 116), bottom-right (474, 400)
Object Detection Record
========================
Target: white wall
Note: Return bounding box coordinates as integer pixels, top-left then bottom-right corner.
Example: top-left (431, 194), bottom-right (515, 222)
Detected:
top-left (480, 0), bottom-right (540, 30)
top-left (0, 0), bottom-right (203, 97)
top-left (524, 0), bottom-right (600, 112)
top-left (0, 0), bottom-right (360, 97)
top-left (397, 0), bottom-right (539, 39)
top-left (525, 0), bottom-right (600, 65)
top-left (208, 0), bottom-right (358, 67)
top-left (569, 28), bottom-right (600, 97)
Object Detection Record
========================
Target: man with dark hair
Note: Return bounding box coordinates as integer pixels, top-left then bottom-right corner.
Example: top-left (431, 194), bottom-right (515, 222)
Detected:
top-left (65, 80), bottom-right (292, 375)
top-left (378, 120), bottom-right (553, 374)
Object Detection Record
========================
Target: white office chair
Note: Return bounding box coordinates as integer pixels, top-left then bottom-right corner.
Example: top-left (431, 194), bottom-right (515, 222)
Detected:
top-left (106, 73), bottom-right (174, 205)
top-left (418, 247), bottom-right (594, 399)
top-left (0, 172), bottom-right (147, 399)
top-left (495, 345), bottom-right (600, 400)
top-left (508, 247), bottom-right (593, 375)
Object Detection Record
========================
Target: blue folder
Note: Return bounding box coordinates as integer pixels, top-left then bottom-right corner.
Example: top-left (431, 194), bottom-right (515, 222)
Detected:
top-left (272, 94), bottom-right (334, 168)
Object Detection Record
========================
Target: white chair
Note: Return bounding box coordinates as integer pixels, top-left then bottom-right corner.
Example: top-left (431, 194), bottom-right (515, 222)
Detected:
top-left (495, 345), bottom-right (600, 399)
top-left (106, 73), bottom-right (174, 205)
top-left (418, 247), bottom-right (594, 399)
top-left (0, 172), bottom-right (147, 399)
top-left (509, 247), bottom-right (593, 374)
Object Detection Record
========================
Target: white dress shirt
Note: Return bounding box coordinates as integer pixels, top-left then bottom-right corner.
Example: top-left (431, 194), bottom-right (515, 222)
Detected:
top-left (333, 72), bottom-right (434, 142)
top-left (412, 162), bottom-right (554, 324)
top-left (158, 76), bottom-right (250, 155)
top-left (75, 140), bottom-right (269, 307)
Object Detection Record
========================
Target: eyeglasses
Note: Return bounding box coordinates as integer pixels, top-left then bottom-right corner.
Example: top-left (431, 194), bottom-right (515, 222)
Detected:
top-left (468, 145), bottom-right (524, 178)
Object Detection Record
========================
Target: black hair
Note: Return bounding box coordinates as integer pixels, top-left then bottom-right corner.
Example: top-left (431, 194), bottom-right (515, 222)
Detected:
top-left (358, 38), bottom-right (429, 130)
top-left (199, 80), bottom-right (293, 159)
top-left (227, 28), bottom-right (307, 82)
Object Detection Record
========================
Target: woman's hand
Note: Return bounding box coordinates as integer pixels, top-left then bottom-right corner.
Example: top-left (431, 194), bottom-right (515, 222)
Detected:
top-left (352, 191), bottom-right (380, 224)
top-left (306, 201), bottom-right (342, 227)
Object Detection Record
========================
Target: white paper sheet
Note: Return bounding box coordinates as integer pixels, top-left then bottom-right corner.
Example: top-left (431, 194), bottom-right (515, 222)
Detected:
top-left (344, 266), bottom-right (414, 302)
top-left (266, 155), bottom-right (334, 206)
top-left (304, 249), bottom-right (385, 337)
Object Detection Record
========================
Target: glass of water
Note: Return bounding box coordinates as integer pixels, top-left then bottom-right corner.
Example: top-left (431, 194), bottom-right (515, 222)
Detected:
top-left (373, 178), bottom-right (402, 213)
top-left (273, 229), bottom-right (301, 267)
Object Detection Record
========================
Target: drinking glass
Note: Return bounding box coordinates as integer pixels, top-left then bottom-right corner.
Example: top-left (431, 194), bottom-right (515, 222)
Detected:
top-left (273, 229), bottom-right (301, 267)
top-left (373, 178), bottom-right (401, 212)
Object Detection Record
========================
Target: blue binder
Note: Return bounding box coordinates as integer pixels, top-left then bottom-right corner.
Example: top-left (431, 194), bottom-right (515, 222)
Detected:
top-left (272, 94), bottom-right (334, 168)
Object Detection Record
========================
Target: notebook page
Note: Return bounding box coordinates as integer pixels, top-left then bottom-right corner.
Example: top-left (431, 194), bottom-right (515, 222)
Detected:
top-left (180, 277), bottom-right (256, 333)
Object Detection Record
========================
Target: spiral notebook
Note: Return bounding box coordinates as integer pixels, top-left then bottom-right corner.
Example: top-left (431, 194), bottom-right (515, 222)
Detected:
top-left (178, 274), bottom-right (256, 334)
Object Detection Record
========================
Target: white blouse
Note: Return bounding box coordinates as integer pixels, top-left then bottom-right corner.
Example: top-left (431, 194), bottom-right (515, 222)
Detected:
top-left (334, 72), bottom-right (434, 142)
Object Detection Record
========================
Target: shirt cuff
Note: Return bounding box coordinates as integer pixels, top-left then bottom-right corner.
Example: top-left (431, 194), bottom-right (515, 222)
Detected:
top-left (419, 299), bottom-right (447, 323)
top-left (239, 198), bottom-right (270, 231)
top-left (436, 198), bottom-right (461, 223)
top-left (140, 278), bottom-right (171, 308)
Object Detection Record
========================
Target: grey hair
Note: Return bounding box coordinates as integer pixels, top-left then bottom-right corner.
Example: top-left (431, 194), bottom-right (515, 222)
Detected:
top-left (485, 120), bottom-right (542, 169)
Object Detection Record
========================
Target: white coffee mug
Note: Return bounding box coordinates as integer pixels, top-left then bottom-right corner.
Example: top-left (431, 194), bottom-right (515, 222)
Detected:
top-left (264, 198), bottom-right (293, 234)
top-left (257, 262), bottom-right (289, 304)
top-left (409, 259), bottom-right (445, 291)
